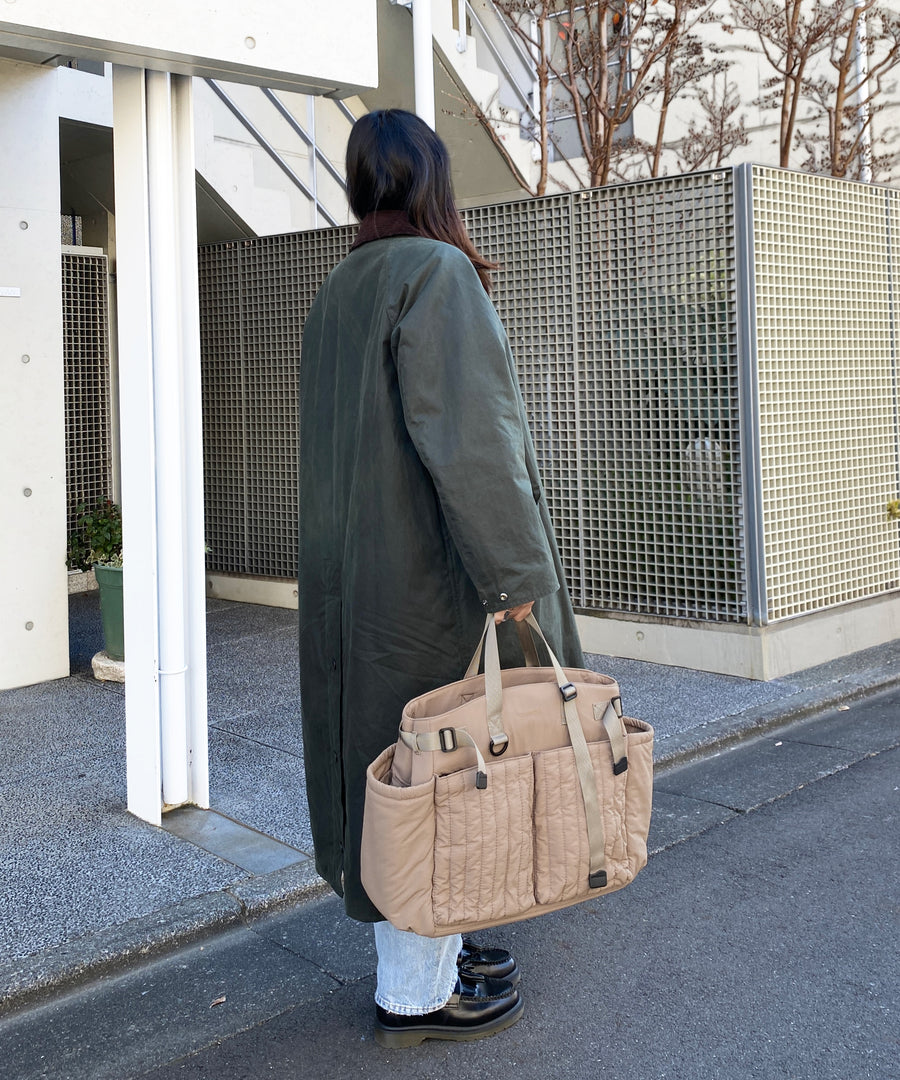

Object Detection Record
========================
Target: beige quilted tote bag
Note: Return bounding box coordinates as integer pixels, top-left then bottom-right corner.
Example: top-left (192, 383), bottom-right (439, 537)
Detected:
top-left (360, 613), bottom-right (654, 936)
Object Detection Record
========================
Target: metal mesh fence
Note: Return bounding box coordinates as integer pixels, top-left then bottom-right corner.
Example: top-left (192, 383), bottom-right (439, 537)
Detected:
top-left (751, 167), bottom-right (900, 620)
top-left (198, 228), bottom-right (354, 577)
top-left (463, 196), bottom-right (583, 603)
top-left (198, 175), bottom-right (747, 621)
top-left (62, 251), bottom-right (112, 534)
top-left (61, 169), bottom-right (900, 628)
top-left (573, 175), bottom-right (743, 620)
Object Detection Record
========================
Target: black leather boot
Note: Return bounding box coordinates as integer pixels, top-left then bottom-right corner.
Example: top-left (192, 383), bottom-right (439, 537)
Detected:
top-left (374, 974), bottom-right (523, 1049)
top-left (458, 937), bottom-right (520, 986)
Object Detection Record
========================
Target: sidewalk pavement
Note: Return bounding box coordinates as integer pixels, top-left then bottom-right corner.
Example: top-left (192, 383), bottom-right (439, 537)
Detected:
top-left (1, 590), bottom-right (899, 1018)
top-left (4, 681), bottom-right (898, 1080)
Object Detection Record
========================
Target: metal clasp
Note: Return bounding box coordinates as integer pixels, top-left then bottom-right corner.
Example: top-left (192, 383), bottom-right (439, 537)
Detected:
top-left (489, 733), bottom-right (509, 757)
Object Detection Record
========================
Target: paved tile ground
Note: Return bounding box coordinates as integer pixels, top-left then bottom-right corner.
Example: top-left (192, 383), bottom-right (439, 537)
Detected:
top-left (1, 591), bottom-right (897, 994)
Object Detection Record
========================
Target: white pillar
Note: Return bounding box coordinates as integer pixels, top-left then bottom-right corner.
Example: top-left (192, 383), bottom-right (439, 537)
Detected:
top-left (412, 0), bottom-right (435, 129)
top-left (113, 65), bottom-right (209, 824)
top-left (0, 61), bottom-right (69, 691)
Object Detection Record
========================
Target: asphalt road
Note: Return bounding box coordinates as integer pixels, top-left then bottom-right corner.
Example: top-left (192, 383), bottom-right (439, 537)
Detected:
top-left (3, 690), bottom-right (899, 1080)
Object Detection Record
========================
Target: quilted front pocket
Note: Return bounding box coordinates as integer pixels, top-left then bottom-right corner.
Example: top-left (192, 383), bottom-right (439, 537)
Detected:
top-left (532, 742), bottom-right (629, 906)
top-left (432, 755), bottom-right (535, 928)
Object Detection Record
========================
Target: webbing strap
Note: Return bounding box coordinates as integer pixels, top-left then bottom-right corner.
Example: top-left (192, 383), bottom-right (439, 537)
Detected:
top-left (518, 622), bottom-right (541, 667)
top-left (485, 612), bottom-right (614, 888)
top-left (399, 726), bottom-right (488, 786)
top-left (597, 702), bottom-right (629, 775)
top-left (483, 619), bottom-right (505, 751)
top-left (430, 614), bottom-right (625, 889)
top-left (561, 692), bottom-right (608, 888)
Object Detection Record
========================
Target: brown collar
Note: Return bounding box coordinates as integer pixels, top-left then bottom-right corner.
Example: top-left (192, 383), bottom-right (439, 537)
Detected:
top-left (350, 210), bottom-right (423, 250)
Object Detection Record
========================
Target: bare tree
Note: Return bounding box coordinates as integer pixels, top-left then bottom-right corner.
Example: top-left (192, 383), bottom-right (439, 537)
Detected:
top-left (642, 2), bottom-right (728, 175)
top-left (728, 0), bottom-right (846, 168)
top-left (483, 1), bottom-right (588, 193)
top-left (489, 2), bottom-right (549, 193)
top-left (797, 0), bottom-right (900, 179)
top-left (676, 72), bottom-right (750, 170)
top-left (496, 0), bottom-right (713, 187)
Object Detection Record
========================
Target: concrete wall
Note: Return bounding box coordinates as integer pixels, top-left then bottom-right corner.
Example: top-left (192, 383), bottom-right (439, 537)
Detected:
top-left (0, 60), bottom-right (68, 689)
top-left (0, 0), bottom-right (378, 95)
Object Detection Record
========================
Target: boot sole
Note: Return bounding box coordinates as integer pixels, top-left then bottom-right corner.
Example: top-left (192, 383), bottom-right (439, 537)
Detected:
top-left (374, 996), bottom-right (524, 1049)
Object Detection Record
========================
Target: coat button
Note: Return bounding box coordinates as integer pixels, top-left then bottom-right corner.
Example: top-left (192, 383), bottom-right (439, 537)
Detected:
top-left (499, 593), bottom-right (508, 601)
top-left (331, 658), bottom-right (337, 671)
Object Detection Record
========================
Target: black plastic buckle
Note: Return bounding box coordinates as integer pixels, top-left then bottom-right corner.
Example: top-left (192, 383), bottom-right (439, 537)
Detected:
top-left (476, 770), bottom-right (488, 790)
top-left (612, 695), bottom-right (624, 718)
top-left (560, 682), bottom-right (577, 702)
top-left (612, 756), bottom-right (628, 776)
top-left (589, 870), bottom-right (608, 889)
top-left (438, 727), bottom-right (458, 753)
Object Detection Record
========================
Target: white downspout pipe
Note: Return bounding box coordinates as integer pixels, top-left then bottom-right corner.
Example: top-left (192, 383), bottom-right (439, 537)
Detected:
top-left (412, 0), bottom-right (435, 128)
top-left (172, 73), bottom-right (210, 809)
top-left (146, 69), bottom-right (190, 808)
top-left (531, 14), bottom-right (542, 161)
top-left (307, 94), bottom-right (320, 228)
top-left (113, 65), bottom-right (163, 825)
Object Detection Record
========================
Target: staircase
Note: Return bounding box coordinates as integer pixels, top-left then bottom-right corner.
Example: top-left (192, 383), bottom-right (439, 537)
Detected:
top-left (434, 0), bottom-right (540, 181)
top-left (192, 0), bottom-right (587, 235)
top-left (193, 78), bottom-right (363, 238)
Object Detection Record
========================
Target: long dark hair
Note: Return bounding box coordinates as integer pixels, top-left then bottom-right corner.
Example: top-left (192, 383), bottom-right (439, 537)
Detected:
top-left (346, 109), bottom-right (496, 294)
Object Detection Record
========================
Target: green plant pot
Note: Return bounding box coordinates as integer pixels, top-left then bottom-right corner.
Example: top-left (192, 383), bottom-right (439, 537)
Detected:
top-left (94, 563), bottom-right (125, 662)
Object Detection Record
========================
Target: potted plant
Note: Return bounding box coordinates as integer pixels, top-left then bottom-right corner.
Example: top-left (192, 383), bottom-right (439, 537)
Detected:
top-left (69, 500), bottom-right (124, 661)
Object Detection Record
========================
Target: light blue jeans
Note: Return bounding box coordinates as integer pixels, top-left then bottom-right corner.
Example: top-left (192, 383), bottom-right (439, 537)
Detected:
top-left (373, 922), bottom-right (463, 1015)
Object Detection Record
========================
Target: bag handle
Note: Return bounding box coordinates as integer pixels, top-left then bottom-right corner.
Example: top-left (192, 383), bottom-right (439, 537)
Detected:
top-left (463, 619), bottom-right (540, 679)
top-left (477, 613), bottom-right (574, 750)
top-left (480, 611), bottom-right (616, 890)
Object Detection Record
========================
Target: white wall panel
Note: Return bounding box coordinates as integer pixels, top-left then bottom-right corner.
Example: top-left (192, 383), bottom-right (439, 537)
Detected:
top-left (0, 0), bottom-right (378, 95)
top-left (0, 60), bottom-right (68, 689)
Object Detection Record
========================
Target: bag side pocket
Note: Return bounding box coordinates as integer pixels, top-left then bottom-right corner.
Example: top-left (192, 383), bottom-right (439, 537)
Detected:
top-left (622, 723), bottom-right (654, 877)
top-left (361, 746), bottom-right (437, 934)
top-left (533, 742), bottom-right (630, 905)
top-left (432, 754), bottom-right (534, 929)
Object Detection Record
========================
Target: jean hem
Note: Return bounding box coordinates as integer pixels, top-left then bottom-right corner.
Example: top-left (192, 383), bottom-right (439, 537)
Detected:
top-left (373, 924), bottom-right (462, 1015)
top-left (374, 995), bottom-right (448, 1016)
top-left (374, 960), bottom-right (460, 1016)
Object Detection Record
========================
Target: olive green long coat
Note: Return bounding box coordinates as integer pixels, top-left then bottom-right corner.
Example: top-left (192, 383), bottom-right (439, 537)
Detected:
top-left (298, 235), bottom-right (583, 923)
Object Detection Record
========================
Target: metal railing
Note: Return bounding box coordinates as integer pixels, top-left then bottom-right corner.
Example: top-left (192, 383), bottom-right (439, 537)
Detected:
top-left (204, 79), bottom-right (348, 228)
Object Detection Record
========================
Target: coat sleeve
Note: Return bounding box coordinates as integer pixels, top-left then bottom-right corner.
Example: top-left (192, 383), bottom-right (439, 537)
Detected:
top-left (390, 245), bottom-right (561, 612)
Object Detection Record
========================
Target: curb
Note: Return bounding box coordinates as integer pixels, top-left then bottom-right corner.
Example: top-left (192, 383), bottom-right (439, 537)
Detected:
top-left (0, 859), bottom-right (329, 1019)
top-left (652, 662), bottom-right (900, 775)
top-left (3, 663), bottom-right (898, 1019)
